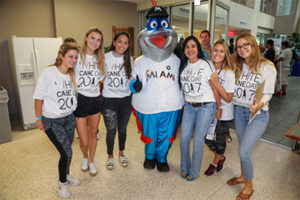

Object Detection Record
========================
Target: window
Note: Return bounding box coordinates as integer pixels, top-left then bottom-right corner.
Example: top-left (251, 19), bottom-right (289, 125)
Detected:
top-left (193, 2), bottom-right (209, 40)
top-left (276, 0), bottom-right (292, 16)
top-left (260, 0), bottom-right (272, 13)
top-left (256, 33), bottom-right (270, 45)
top-left (232, 0), bottom-right (255, 9)
top-left (170, 4), bottom-right (190, 41)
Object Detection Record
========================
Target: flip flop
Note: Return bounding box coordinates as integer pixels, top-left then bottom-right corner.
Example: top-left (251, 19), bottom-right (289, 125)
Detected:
top-left (181, 172), bottom-right (187, 178)
top-left (227, 177), bottom-right (245, 186)
top-left (236, 189), bottom-right (254, 200)
top-left (186, 174), bottom-right (194, 181)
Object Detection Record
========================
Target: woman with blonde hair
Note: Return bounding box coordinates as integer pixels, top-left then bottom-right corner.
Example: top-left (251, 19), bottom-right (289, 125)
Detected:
top-left (74, 27), bottom-right (105, 176)
top-left (34, 43), bottom-right (80, 199)
top-left (204, 40), bottom-right (235, 177)
top-left (228, 33), bottom-right (276, 200)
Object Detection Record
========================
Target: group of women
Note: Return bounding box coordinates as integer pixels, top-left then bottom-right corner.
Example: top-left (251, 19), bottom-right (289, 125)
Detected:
top-left (34, 28), bottom-right (276, 200)
top-left (179, 34), bottom-right (276, 200)
top-left (34, 27), bottom-right (133, 199)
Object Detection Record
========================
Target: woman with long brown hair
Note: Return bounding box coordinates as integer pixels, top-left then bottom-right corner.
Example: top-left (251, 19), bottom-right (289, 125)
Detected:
top-left (228, 33), bottom-right (276, 200)
top-left (74, 27), bottom-right (105, 176)
top-left (102, 31), bottom-right (133, 170)
top-left (204, 40), bottom-right (235, 177)
top-left (34, 43), bottom-right (80, 199)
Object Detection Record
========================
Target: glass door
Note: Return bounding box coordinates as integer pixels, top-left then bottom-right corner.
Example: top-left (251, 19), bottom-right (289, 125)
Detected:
top-left (209, 1), bottom-right (230, 45)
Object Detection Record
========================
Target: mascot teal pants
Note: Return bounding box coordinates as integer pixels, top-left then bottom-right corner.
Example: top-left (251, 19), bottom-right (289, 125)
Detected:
top-left (134, 109), bottom-right (182, 163)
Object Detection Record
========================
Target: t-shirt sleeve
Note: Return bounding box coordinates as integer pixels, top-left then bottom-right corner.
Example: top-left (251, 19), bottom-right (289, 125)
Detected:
top-left (205, 60), bottom-right (214, 80)
top-left (98, 72), bottom-right (105, 82)
top-left (279, 50), bottom-right (286, 59)
top-left (132, 58), bottom-right (142, 79)
top-left (33, 70), bottom-right (48, 100)
top-left (263, 64), bottom-right (277, 94)
top-left (224, 71), bottom-right (235, 93)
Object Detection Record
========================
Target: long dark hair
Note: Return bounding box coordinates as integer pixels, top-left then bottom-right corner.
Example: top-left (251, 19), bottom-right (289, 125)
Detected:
top-left (178, 36), bottom-right (208, 88)
top-left (108, 31), bottom-right (132, 79)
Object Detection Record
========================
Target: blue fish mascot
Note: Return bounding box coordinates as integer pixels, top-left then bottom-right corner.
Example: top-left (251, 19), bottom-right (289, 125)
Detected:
top-left (129, 0), bottom-right (184, 172)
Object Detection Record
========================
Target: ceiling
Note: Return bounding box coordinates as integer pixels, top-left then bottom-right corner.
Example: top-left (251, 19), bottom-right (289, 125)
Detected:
top-left (120, 0), bottom-right (147, 3)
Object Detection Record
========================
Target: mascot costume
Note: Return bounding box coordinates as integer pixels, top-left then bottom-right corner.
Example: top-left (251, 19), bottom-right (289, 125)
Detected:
top-left (129, 0), bottom-right (184, 172)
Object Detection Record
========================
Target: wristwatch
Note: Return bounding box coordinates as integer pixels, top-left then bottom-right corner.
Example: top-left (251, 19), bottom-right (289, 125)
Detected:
top-left (218, 106), bottom-right (223, 110)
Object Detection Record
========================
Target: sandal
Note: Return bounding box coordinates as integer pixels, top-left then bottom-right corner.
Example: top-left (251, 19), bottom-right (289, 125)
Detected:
top-left (186, 174), bottom-right (194, 181)
top-left (227, 177), bottom-right (245, 186)
top-left (236, 189), bottom-right (254, 200)
top-left (181, 172), bottom-right (187, 178)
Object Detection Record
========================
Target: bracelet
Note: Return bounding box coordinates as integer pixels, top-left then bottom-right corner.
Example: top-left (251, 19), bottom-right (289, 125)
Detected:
top-left (36, 117), bottom-right (42, 120)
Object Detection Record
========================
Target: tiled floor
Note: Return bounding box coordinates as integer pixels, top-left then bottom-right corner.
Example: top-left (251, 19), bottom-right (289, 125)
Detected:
top-left (1, 111), bottom-right (300, 199)
top-left (262, 76), bottom-right (300, 149)
top-left (1, 77), bottom-right (299, 200)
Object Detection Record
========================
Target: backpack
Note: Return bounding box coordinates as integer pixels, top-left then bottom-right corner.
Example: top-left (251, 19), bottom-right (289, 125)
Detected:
top-left (292, 49), bottom-right (298, 60)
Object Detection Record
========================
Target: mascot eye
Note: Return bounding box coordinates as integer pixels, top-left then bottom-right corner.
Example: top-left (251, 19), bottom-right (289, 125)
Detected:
top-left (161, 20), bottom-right (169, 28)
top-left (150, 21), bottom-right (157, 28)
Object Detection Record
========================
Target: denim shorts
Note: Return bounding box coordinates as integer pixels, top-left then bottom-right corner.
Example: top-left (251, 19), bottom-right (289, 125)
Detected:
top-left (74, 93), bottom-right (102, 118)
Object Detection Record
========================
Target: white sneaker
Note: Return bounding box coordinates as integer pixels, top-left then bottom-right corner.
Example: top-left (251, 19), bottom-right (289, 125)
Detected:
top-left (81, 158), bottom-right (89, 172)
top-left (66, 174), bottom-right (81, 187)
top-left (76, 134), bottom-right (79, 139)
top-left (106, 158), bottom-right (114, 170)
top-left (57, 179), bottom-right (70, 199)
top-left (89, 162), bottom-right (98, 176)
top-left (97, 133), bottom-right (100, 140)
top-left (119, 155), bottom-right (128, 167)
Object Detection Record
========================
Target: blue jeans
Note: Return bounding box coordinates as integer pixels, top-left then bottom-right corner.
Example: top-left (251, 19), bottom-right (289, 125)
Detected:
top-left (235, 105), bottom-right (269, 180)
top-left (180, 102), bottom-right (216, 178)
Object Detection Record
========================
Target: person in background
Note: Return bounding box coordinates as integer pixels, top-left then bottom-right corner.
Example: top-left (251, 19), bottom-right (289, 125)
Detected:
top-left (34, 43), bottom-right (80, 199)
top-left (274, 41), bottom-right (292, 96)
top-left (264, 39), bottom-right (275, 63)
top-left (229, 33), bottom-right (276, 200)
top-left (200, 30), bottom-right (211, 59)
top-left (228, 38), bottom-right (234, 54)
top-left (273, 44), bottom-right (280, 60)
top-left (74, 27), bottom-right (105, 176)
top-left (102, 31), bottom-right (133, 170)
top-left (174, 37), bottom-right (184, 59)
top-left (64, 37), bottom-right (77, 46)
top-left (179, 36), bottom-right (221, 181)
top-left (204, 40), bottom-right (235, 177)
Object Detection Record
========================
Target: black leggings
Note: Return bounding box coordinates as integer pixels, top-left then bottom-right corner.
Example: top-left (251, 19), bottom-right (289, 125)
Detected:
top-left (205, 119), bottom-right (233, 155)
top-left (43, 114), bottom-right (75, 182)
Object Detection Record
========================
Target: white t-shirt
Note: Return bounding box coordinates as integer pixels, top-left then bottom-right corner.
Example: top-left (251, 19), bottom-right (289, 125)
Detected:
top-left (233, 62), bottom-right (277, 110)
top-left (75, 53), bottom-right (105, 97)
top-left (180, 59), bottom-right (216, 103)
top-left (131, 55), bottom-right (184, 114)
top-left (102, 51), bottom-right (133, 98)
top-left (279, 48), bottom-right (293, 68)
top-left (33, 66), bottom-right (78, 118)
top-left (217, 69), bottom-right (235, 120)
top-left (274, 47), bottom-right (280, 56)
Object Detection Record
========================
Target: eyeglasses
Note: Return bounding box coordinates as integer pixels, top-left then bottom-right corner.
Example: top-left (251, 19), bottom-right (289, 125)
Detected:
top-left (236, 43), bottom-right (250, 51)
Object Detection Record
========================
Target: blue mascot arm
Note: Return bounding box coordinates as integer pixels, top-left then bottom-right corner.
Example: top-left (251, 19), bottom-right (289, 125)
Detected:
top-left (130, 75), bottom-right (143, 93)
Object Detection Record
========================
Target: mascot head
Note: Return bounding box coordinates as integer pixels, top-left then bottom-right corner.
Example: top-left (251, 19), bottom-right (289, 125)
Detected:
top-left (138, 0), bottom-right (178, 62)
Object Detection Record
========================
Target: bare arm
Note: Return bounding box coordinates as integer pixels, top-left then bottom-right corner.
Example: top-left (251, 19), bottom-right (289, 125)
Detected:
top-left (210, 72), bottom-right (233, 103)
top-left (209, 79), bottom-right (222, 120)
top-left (35, 99), bottom-right (45, 133)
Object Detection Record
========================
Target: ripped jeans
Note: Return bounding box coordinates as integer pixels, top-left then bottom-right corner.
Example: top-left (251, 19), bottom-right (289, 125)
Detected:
top-left (102, 96), bottom-right (132, 155)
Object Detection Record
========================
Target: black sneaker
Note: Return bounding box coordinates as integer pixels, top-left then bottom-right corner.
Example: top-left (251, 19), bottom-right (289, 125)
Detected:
top-left (143, 158), bottom-right (156, 169)
top-left (156, 161), bottom-right (169, 172)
